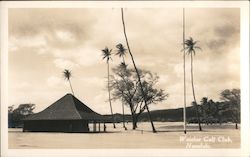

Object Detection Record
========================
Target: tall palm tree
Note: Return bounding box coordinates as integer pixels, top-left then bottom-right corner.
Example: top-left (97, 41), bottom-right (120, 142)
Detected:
top-left (102, 47), bottom-right (116, 128)
top-left (116, 43), bottom-right (128, 130)
top-left (184, 37), bottom-right (202, 131)
top-left (120, 8), bottom-right (156, 133)
top-left (63, 69), bottom-right (75, 95)
top-left (182, 8), bottom-right (187, 134)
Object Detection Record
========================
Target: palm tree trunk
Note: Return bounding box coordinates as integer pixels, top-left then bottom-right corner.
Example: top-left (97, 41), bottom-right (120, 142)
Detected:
top-left (122, 101), bottom-right (127, 129)
top-left (182, 8), bottom-right (187, 134)
top-left (122, 56), bottom-right (125, 64)
top-left (121, 56), bottom-right (127, 130)
top-left (190, 52), bottom-right (202, 131)
top-left (121, 8), bottom-right (156, 133)
top-left (68, 79), bottom-right (75, 96)
top-left (108, 62), bottom-right (116, 128)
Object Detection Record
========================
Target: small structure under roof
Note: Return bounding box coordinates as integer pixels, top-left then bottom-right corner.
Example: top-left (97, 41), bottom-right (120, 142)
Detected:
top-left (23, 93), bottom-right (109, 133)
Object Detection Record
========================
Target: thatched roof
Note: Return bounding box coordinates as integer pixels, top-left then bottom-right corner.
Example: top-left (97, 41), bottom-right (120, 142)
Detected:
top-left (24, 93), bottom-right (108, 122)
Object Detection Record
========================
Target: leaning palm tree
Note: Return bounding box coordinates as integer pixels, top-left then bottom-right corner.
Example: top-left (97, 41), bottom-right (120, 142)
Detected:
top-left (102, 47), bottom-right (116, 128)
top-left (184, 37), bottom-right (202, 131)
top-left (121, 8), bottom-right (156, 133)
top-left (63, 69), bottom-right (75, 95)
top-left (116, 43), bottom-right (128, 130)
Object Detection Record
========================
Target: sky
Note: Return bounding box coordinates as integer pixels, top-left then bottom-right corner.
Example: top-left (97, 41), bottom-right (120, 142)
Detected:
top-left (8, 8), bottom-right (240, 114)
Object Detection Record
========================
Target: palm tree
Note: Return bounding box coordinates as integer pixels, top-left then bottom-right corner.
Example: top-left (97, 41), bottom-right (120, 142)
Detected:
top-left (182, 8), bottom-right (187, 134)
top-left (116, 43), bottom-right (127, 63)
top-left (120, 8), bottom-right (156, 133)
top-left (63, 69), bottom-right (75, 95)
top-left (116, 43), bottom-right (128, 130)
top-left (184, 37), bottom-right (202, 131)
top-left (102, 47), bottom-right (116, 128)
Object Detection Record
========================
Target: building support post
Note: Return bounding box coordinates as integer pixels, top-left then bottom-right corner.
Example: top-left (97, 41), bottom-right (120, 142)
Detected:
top-left (93, 122), bottom-right (96, 132)
top-left (104, 123), bottom-right (106, 132)
top-left (98, 122), bottom-right (100, 132)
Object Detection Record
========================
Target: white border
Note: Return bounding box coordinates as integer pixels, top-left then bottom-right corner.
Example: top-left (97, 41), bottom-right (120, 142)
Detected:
top-left (1, 1), bottom-right (249, 157)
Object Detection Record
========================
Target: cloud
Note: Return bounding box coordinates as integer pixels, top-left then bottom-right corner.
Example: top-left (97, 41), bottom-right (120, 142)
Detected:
top-left (53, 58), bottom-right (80, 70)
top-left (183, 9), bottom-right (240, 56)
top-left (9, 9), bottom-right (96, 50)
top-left (80, 77), bottom-right (105, 88)
top-left (47, 76), bottom-right (67, 87)
top-left (207, 39), bottom-right (226, 51)
top-left (158, 74), bottom-right (169, 85)
top-left (206, 24), bottom-right (239, 51)
top-left (55, 30), bottom-right (75, 42)
top-left (9, 35), bottom-right (47, 51)
top-left (50, 45), bottom-right (102, 67)
top-left (214, 24), bottom-right (238, 38)
top-left (11, 9), bottom-right (119, 70)
top-left (8, 8), bottom-right (240, 114)
top-left (13, 82), bottom-right (32, 90)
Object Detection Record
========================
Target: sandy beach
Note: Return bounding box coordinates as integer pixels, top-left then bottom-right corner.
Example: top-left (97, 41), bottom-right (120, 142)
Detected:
top-left (8, 122), bottom-right (240, 149)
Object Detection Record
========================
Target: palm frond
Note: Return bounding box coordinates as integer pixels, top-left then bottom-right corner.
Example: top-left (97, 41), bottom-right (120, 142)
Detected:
top-left (194, 46), bottom-right (202, 51)
top-left (181, 47), bottom-right (189, 52)
top-left (115, 43), bottom-right (127, 57)
top-left (184, 37), bottom-right (201, 55)
top-left (63, 69), bottom-right (71, 80)
top-left (101, 47), bottom-right (112, 63)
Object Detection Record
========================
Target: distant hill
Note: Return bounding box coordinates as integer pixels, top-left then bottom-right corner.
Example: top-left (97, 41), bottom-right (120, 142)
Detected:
top-left (104, 106), bottom-right (194, 122)
top-left (138, 106), bottom-right (196, 122)
top-left (105, 103), bottom-right (235, 123)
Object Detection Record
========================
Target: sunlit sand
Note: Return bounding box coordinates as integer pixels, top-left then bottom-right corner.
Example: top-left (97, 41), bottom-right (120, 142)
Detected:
top-left (9, 122), bottom-right (240, 149)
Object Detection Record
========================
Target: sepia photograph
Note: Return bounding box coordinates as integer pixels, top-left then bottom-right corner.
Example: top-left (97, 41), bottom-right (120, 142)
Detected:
top-left (1, 1), bottom-right (249, 157)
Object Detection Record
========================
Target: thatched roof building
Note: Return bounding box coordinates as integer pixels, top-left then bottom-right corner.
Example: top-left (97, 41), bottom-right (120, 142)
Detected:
top-left (23, 93), bottom-right (109, 133)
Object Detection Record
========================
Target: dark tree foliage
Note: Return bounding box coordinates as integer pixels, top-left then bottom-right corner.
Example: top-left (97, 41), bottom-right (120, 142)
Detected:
top-left (199, 98), bottom-right (219, 125)
top-left (187, 89), bottom-right (240, 129)
top-left (220, 89), bottom-right (240, 129)
top-left (8, 104), bottom-right (35, 128)
top-left (110, 64), bottom-right (168, 129)
top-left (8, 105), bottom-right (14, 113)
